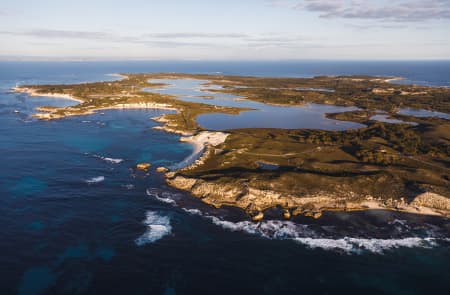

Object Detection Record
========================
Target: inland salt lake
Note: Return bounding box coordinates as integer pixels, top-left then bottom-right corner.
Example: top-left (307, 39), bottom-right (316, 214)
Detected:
top-left (0, 61), bottom-right (449, 295)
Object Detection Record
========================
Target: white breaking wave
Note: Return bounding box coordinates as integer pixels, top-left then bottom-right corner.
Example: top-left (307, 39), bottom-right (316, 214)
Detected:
top-left (182, 209), bottom-right (444, 254)
top-left (294, 237), bottom-right (437, 254)
top-left (122, 184), bottom-right (135, 190)
top-left (146, 189), bottom-right (177, 205)
top-left (208, 217), bottom-right (317, 239)
top-left (135, 211), bottom-right (172, 246)
top-left (93, 155), bottom-right (124, 164)
top-left (102, 157), bottom-right (123, 164)
top-left (85, 176), bottom-right (105, 184)
top-left (182, 208), bottom-right (203, 215)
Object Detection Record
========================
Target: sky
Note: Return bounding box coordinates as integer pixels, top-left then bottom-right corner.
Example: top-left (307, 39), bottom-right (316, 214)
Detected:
top-left (0, 0), bottom-right (449, 60)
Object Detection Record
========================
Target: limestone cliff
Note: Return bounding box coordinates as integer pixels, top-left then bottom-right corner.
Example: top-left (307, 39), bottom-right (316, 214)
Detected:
top-left (167, 174), bottom-right (450, 219)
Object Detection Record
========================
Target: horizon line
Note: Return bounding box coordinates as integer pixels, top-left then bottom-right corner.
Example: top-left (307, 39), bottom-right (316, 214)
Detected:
top-left (1, 58), bottom-right (450, 62)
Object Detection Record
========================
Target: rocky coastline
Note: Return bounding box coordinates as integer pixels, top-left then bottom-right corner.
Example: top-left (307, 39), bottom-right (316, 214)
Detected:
top-left (166, 172), bottom-right (450, 220)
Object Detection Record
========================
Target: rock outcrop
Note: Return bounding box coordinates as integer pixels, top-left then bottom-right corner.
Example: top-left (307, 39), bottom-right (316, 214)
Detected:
top-left (136, 163), bottom-right (151, 171)
top-left (156, 167), bottom-right (169, 173)
top-left (411, 192), bottom-right (450, 212)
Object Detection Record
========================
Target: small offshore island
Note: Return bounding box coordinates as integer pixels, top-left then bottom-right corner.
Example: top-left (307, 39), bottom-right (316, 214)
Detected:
top-left (14, 73), bottom-right (450, 221)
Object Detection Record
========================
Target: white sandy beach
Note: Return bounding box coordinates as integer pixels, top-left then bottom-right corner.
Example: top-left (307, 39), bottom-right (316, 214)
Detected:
top-left (169, 131), bottom-right (229, 170)
top-left (13, 87), bottom-right (85, 103)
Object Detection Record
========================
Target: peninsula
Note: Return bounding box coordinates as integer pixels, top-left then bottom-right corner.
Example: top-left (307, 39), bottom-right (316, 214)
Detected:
top-left (14, 73), bottom-right (450, 220)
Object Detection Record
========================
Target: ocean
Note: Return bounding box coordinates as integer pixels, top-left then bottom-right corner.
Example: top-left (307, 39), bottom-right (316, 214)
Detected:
top-left (0, 61), bottom-right (449, 295)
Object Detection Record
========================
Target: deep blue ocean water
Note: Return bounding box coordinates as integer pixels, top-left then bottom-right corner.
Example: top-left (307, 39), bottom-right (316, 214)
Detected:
top-left (0, 61), bottom-right (449, 295)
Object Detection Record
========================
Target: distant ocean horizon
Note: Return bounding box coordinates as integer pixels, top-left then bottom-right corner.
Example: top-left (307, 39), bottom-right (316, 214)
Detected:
top-left (1, 60), bottom-right (450, 88)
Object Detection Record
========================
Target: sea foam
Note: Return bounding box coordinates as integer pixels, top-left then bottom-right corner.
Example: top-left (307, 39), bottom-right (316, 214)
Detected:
top-left (102, 157), bottom-right (123, 164)
top-left (182, 209), bottom-right (445, 254)
top-left (85, 176), bottom-right (105, 184)
top-left (135, 211), bottom-right (172, 246)
top-left (146, 188), bottom-right (178, 205)
top-left (93, 154), bottom-right (124, 164)
top-left (293, 237), bottom-right (437, 254)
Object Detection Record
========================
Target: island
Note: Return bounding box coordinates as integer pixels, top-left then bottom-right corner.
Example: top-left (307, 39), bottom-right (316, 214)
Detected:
top-left (14, 73), bottom-right (450, 220)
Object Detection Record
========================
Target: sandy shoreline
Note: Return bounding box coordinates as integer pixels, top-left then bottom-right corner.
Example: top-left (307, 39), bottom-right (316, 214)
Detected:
top-left (107, 73), bottom-right (129, 80)
top-left (13, 87), bottom-right (85, 103)
top-left (13, 87), bottom-right (179, 120)
top-left (97, 102), bottom-right (177, 112)
top-left (173, 131), bottom-right (229, 170)
top-left (383, 77), bottom-right (404, 83)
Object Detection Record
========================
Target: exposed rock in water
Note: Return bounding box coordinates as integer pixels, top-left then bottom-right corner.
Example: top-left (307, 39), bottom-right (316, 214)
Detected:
top-left (283, 209), bottom-right (291, 220)
top-left (304, 211), bottom-right (323, 219)
top-left (252, 212), bottom-right (264, 222)
top-left (136, 163), bottom-right (151, 171)
top-left (156, 167), bottom-right (169, 173)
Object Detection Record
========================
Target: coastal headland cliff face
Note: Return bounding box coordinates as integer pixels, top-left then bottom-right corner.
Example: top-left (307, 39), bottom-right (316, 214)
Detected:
top-left (14, 73), bottom-right (450, 220)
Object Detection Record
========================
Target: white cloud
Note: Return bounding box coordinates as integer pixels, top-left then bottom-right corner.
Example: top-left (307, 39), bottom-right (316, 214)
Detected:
top-left (145, 33), bottom-right (250, 39)
top-left (270, 0), bottom-right (450, 22)
top-left (0, 29), bottom-right (313, 49)
top-left (313, 0), bottom-right (450, 21)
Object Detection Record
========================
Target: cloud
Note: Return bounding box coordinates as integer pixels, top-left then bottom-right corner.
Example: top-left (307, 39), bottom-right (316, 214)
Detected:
top-left (265, 0), bottom-right (297, 8)
top-left (0, 30), bottom-right (200, 46)
top-left (145, 33), bottom-right (249, 39)
top-left (273, 0), bottom-right (450, 22)
top-left (0, 29), bottom-right (313, 49)
top-left (343, 22), bottom-right (408, 30)
top-left (25, 30), bottom-right (117, 40)
top-left (242, 34), bottom-right (313, 49)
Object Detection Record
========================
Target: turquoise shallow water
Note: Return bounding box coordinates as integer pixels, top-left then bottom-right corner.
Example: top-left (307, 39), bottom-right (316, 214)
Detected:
top-left (0, 61), bottom-right (449, 295)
